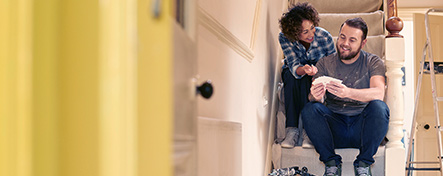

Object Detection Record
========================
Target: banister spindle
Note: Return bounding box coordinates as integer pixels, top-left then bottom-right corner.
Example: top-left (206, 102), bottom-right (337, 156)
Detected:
top-left (384, 0), bottom-right (406, 175)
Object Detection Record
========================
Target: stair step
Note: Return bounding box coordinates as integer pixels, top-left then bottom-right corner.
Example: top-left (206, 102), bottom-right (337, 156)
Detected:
top-left (296, 0), bottom-right (382, 13)
top-left (281, 146), bottom-right (385, 175)
top-left (319, 11), bottom-right (384, 37)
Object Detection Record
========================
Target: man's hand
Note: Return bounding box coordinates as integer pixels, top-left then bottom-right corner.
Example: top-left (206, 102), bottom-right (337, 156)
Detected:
top-left (326, 81), bottom-right (349, 98)
top-left (310, 83), bottom-right (326, 101)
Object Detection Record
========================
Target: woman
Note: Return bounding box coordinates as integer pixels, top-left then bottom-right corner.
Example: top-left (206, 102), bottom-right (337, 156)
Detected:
top-left (279, 2), bottom-right (335, 148)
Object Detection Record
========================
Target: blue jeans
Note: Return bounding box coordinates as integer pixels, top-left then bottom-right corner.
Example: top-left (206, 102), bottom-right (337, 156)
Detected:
top-left (301, 100), bottom-right (389, 166)
top-left (281, 68), bottom-right (312, 128)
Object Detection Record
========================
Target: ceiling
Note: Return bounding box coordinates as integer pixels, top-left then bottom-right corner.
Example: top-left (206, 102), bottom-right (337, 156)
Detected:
top-left (398, 0), bottom-right (443, 8)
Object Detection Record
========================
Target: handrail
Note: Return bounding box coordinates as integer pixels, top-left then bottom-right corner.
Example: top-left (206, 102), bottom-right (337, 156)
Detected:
top-left (386, 0), bottom-right (403, 38)
top-left (387, 0), bottom-right (398, 18)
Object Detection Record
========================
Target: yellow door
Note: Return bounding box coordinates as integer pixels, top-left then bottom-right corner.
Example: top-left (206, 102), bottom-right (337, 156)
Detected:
top-left (138, 0), bottom-right (174, 175)
top-left (139, 0), bottom-right (202, 176)
top-left (414, 12), bottom-right (443, 176)
top-left (1, 0), bottom-right (201, 176)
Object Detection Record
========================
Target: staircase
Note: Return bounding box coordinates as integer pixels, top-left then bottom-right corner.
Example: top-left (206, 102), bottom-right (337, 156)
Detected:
top-left (267, 0), bottom-right (406, 175)
top-left (281, 147), bottom-right (385, 175)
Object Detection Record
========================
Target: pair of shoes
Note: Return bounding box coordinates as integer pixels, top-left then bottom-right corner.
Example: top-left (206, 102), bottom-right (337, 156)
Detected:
top-left (281, 127), bottom-right (299, 148)
top-left (302, 130), bottom-right (314, 148)
top-left (354, 161), bottom-right (372, 176)
top-left (323, 160), bottom-right (342, 176)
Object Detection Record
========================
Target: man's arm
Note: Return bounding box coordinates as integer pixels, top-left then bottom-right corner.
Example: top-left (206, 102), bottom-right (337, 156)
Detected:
top-left (326, 75), bottom-right (385, 102)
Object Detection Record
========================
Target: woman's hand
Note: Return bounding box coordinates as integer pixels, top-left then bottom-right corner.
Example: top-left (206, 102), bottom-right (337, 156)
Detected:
top-left (302, 65), bottom-right (318, 76)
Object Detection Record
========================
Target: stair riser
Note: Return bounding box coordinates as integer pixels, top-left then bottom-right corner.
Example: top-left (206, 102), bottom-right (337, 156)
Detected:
top-left (281, 147), bottom-right (385, 175)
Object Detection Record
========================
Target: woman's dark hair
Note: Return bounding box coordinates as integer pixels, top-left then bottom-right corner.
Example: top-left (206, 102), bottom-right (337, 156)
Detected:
top-left (279, 2), bottom-right (319, 42)
top-left (340, 17), bottom-right (368, 40)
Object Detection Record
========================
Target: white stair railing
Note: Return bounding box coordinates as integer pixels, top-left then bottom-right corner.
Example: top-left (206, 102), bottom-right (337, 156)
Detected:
top-left (384, 1), bottom-right (406, 174)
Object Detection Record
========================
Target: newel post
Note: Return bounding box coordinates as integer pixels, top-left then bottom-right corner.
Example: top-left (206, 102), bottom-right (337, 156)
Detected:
top-left (384, 0), bottom-right (406, 174)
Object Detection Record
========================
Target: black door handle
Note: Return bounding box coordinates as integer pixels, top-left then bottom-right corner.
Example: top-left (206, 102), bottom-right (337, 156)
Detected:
top-left (197, 80), bottom-right (213, 99)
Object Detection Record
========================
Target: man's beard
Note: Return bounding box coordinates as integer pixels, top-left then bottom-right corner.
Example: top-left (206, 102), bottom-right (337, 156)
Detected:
top-left (336, 44), bottom-right (362, 60)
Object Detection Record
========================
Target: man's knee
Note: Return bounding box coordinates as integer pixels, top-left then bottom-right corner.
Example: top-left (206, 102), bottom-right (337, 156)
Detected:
top-left (365, 100), bottom-right (390, 120)
top-left (301, 102), bottom-right (325, 121)
top-left (302, 101), bottom-right (320, 112)
top-left (368, 100), bottom-right (387, 106)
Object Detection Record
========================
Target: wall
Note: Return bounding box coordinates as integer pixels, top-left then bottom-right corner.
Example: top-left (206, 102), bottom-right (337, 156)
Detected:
top-left (196, 0), bottom-right (285, 175)
top-left (399, 19), bottom-right (414, 145)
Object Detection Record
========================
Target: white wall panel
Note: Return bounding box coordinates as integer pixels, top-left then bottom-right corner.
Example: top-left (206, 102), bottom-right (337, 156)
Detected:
top-left (198, 0), bottom-right (257, 45)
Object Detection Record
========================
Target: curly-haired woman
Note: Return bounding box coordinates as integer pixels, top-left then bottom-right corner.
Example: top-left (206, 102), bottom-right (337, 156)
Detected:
top-left (279, 2), bottom-right (335, 148)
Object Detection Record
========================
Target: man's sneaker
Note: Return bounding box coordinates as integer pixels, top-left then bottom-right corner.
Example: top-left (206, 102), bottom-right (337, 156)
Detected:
top-left (324, 160), bottom-right (341, 176)
top-left (302, 130), bottom-right (314, 148)
top-left (354, 161), bottom-right (372, 176)
top-left (281, 127), bottom-right (299, 148)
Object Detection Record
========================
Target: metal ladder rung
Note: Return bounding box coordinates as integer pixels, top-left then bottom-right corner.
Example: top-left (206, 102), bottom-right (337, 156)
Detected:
top-left (437, 97), bottom-right (443, 101)
top-left (407, 161), bottom-right (443, 171)
top-left (409, 161), bottom-right (441, 164)
top-left (407, 167), bottom-right (442, 171)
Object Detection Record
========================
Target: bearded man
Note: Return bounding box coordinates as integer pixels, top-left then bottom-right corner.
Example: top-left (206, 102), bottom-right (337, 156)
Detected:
top-left (301, 17), bottom-right (389, 176)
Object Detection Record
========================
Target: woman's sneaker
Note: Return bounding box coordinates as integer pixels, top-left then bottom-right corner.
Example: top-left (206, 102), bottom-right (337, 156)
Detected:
top-left (281, 127), bottom-right (299, 148)
top-left (324, 160), bottom-right (341, 176)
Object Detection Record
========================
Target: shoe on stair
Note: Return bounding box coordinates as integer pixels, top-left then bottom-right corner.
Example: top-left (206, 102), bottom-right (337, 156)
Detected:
top-left (281, 127), bottom-right (299, 148)
top-left (324, 160), bottom-right (342, 176)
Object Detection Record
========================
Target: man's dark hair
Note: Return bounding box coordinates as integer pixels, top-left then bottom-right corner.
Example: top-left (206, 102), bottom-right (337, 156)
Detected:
top-left (279, 2), bottom-right (319, 42)
top-left (340, 17), bottom-right (368, 40)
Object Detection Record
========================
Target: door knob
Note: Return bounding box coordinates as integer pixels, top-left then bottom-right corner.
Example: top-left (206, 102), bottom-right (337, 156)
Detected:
top-left (197, 80), bottom-right (213, 99)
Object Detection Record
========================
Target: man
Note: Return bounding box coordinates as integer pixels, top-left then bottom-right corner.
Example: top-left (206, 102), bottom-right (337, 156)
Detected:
top-left (278, 2), bottom-right (336, 148)
top-left (301, 18), bottom-right (389, 176)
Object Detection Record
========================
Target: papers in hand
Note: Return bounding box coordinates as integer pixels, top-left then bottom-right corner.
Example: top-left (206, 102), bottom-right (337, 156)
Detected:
top-left (312, 76), bottom-right (343, 86)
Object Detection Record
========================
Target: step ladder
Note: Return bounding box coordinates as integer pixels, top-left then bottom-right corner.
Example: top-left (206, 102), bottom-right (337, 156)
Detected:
top-left (406, 8), bottom-right (443, 176)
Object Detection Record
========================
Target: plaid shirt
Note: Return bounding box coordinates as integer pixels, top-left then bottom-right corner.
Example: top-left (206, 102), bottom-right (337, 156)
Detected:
top-left (280, 27), bottom-right (336, 79)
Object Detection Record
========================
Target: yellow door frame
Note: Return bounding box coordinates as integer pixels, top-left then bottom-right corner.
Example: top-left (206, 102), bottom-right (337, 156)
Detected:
top-left (137, 0), bottom-right (174, 175)
top-left (0, 0), bottom-right (33, 176)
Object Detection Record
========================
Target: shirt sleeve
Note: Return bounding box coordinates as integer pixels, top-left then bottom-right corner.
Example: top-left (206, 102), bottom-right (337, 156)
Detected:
top-left (368, 54), bottom-right (386, 77)
top-left (313, 56), bottom-right (327, 81)
top-left (279, 33), bottom-right (304, 79)
top-left (324, 32), bottom-right (336, 56)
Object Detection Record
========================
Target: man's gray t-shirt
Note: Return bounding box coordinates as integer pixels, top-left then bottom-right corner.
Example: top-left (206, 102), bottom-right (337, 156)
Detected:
top-left (314, 50), bottom-right (386, 116)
